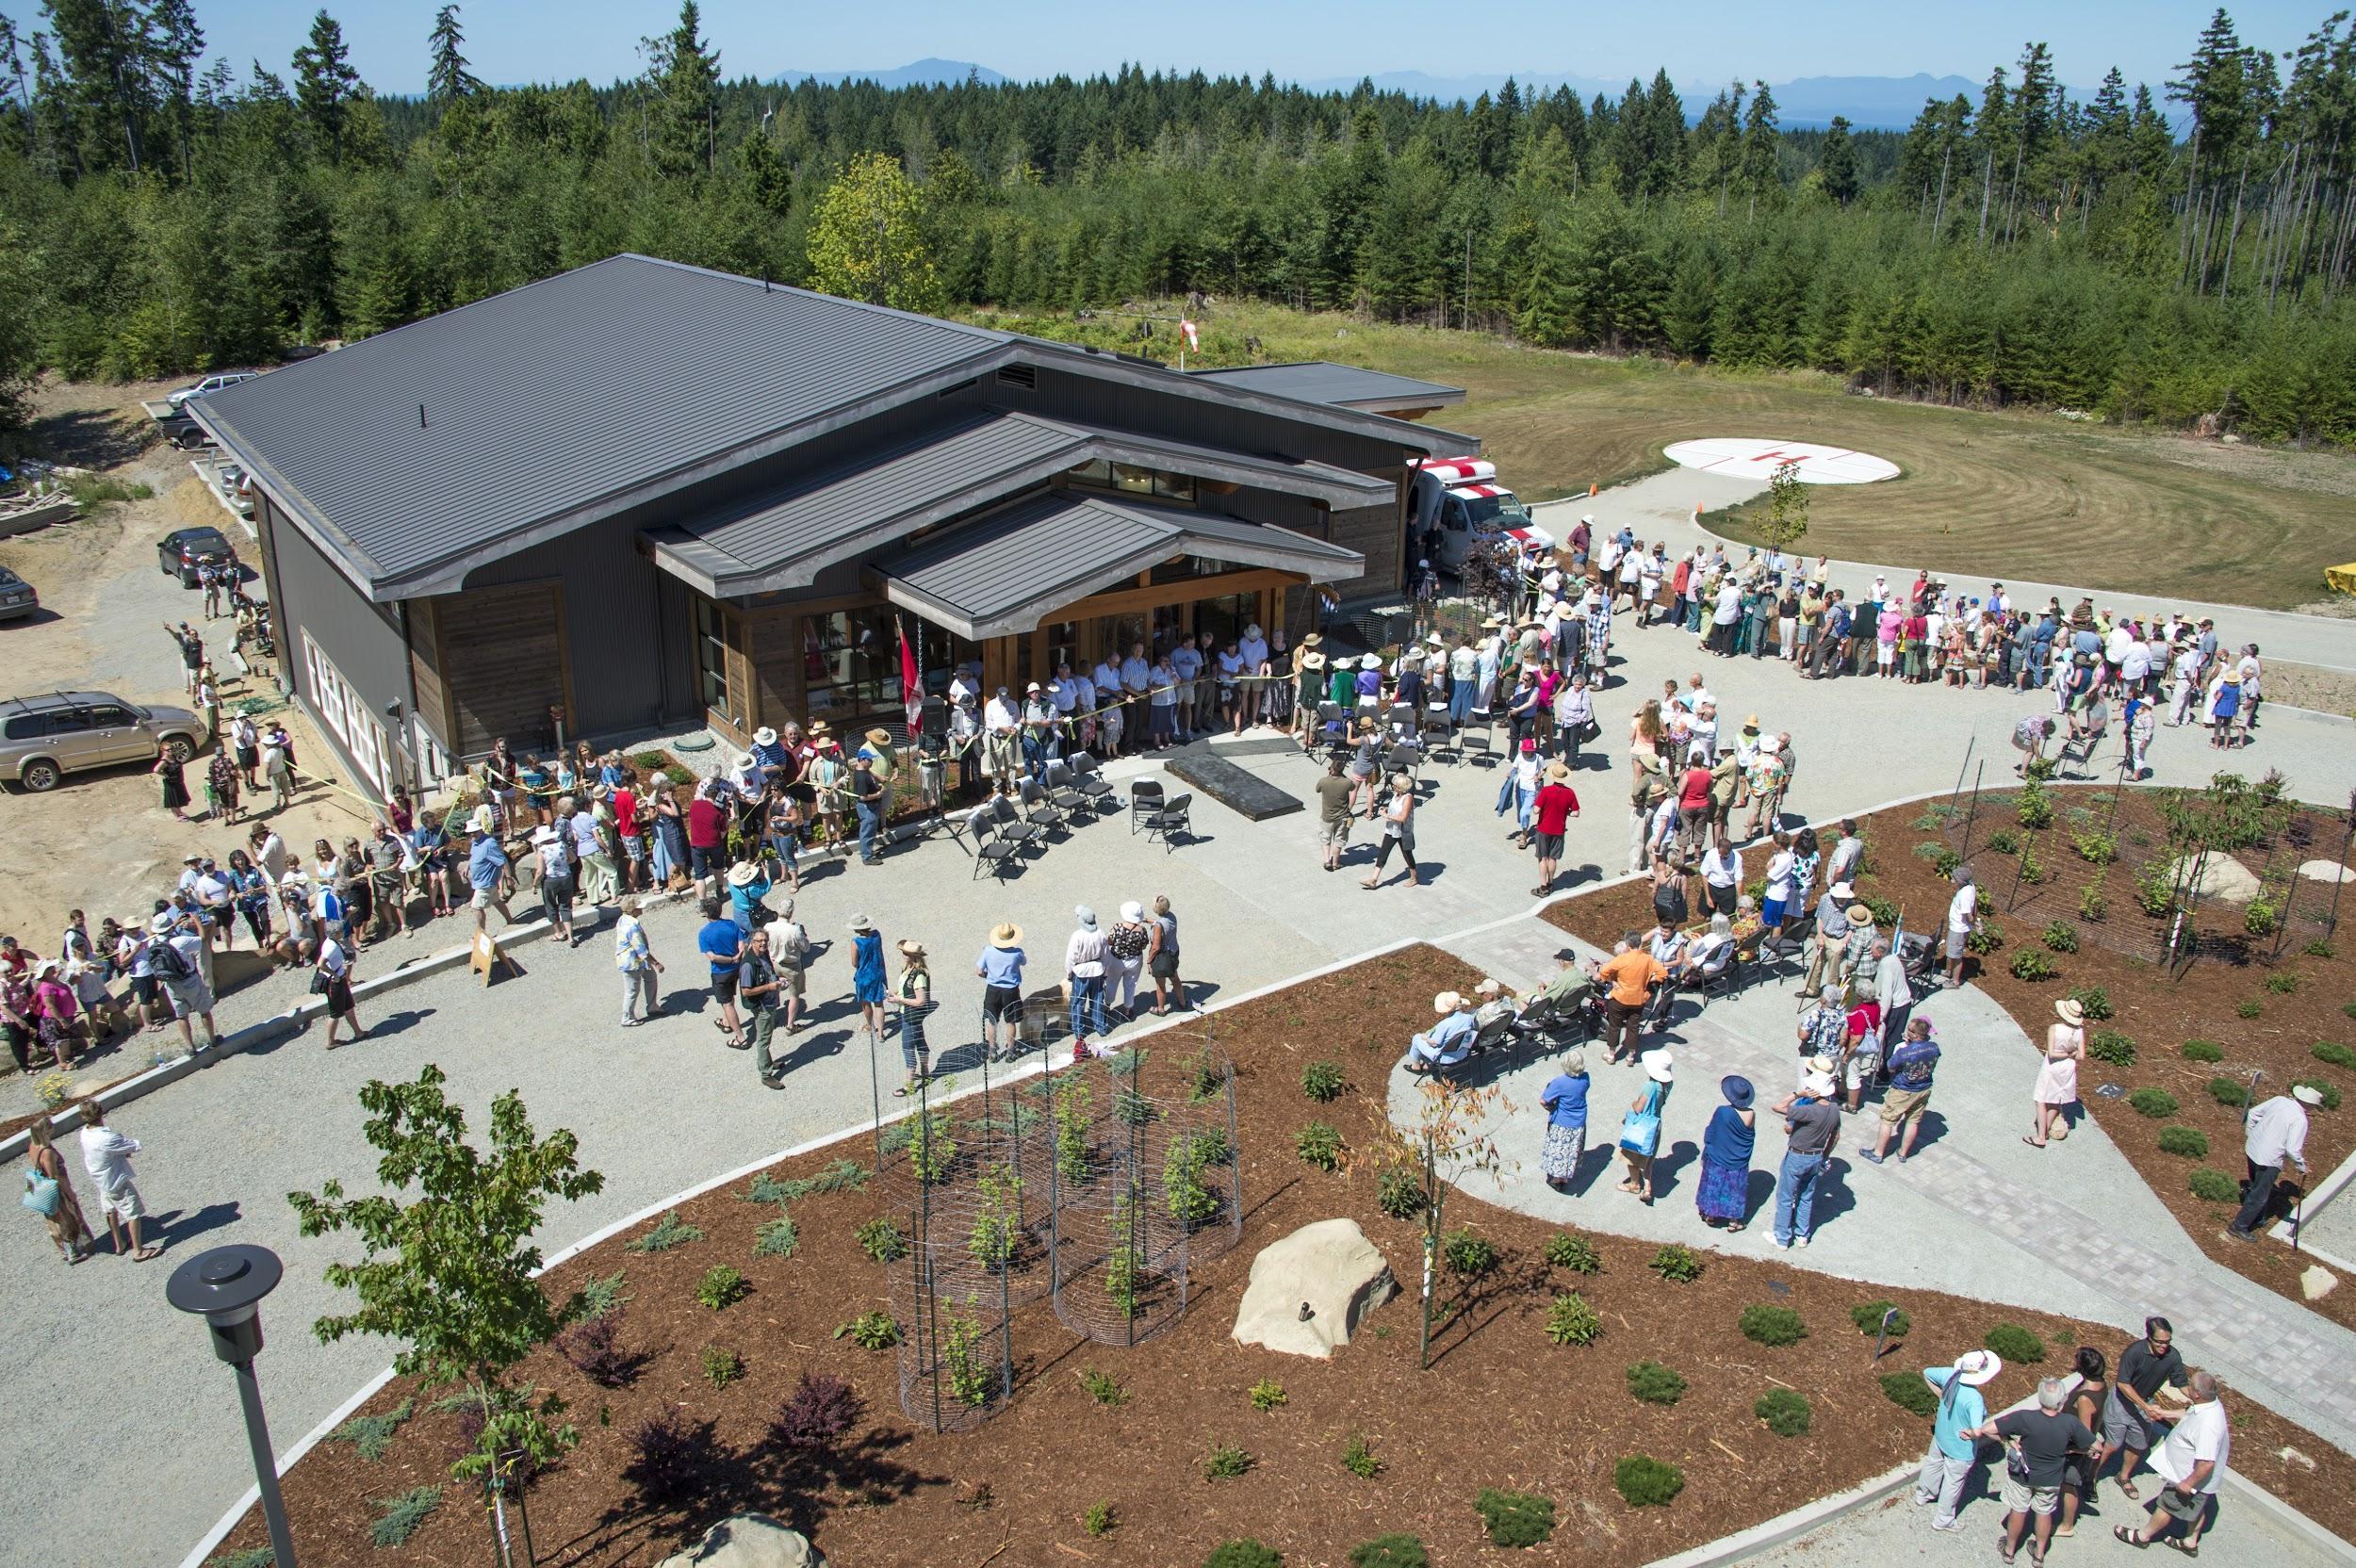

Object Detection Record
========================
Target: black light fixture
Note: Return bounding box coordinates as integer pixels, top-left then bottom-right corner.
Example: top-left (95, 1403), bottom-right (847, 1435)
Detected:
top-left (168, 1245), bottom-right (300, 1568)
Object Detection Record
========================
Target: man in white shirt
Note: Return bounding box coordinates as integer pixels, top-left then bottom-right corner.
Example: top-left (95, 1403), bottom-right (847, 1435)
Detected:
top-left (78, 1100), bottom-right (159, 1260)
top-left (1119, 643), bottom-right (1152, 749)
top-left (1168, 636), bottom-right (1203, 741)
top-left (2228, 1085), bottom-right (2319, 1240)
top-left (1944, 865), bottom-right (1978, 986)
top-left (2119, 1370), bottom-right (2229, 1553)
top-left (982, 687), bottom-right (1021, 783)
top-left (947, 663), bottom-right (979, 708)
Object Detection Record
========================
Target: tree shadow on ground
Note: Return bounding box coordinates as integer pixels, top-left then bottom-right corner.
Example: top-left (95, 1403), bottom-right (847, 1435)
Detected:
top-left (28, 406), bottom-right (155, 469)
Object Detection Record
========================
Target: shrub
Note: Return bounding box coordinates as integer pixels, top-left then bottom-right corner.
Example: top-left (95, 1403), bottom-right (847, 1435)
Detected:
top-left (2067, 985), bottom-right (2113, 1021)
top-left (2079, 885), bottom-right (2108, 923)
top-left (754, 1215), bottom-right (799, 1259)
top-left (368, 1485), bottom-right (443, 1548)
top-left (1984, 1325), bottom-right (2046, 1364)
top-left (942, 1299), bottom-right (994, 1407)
top-left (1545, 1292), bottom-right (1603, 1346)
top-left (1203, 1442), bottom-right (1253, 1480)
top-left (695, 1265), bottom-right (749, 1311)
top-left (1880, 1371), bottom-right (1939, 1416)
top-left (1248, 1379), bottom-right (1287, 1413)
top-left (2189, 1168), bottom-right (2240, 1203)
top-left (1988, 829), bottom-right (2020, 855)
top-left (2157, 1126), bottom-right (2210, 1158)
top-left (1915, 841), bottom-right (1962, 878)
top-left (1967, 920), bottom-right (2006, 956)
top-left (2266, 972), bottom-right (2300, 995)
top-left (835, 1311), bottom-right (900, 1350)
top-left (557, 1313), bottom-right (646, 1387)
top-left (1613, 1455), bottom-right (1686, 1508)
top-left (1545, 1232), bottom-right (1601, 1274)
top-left (2018, 784), bottom-right (2056, 829)
top-left (769, 1373), bottom-right (859, 1450)
top-left (1474, 1486), bottom-right (1558, 1546)
top-left (2346, 1002), bottom-right (2356, 1020)
top-left (1078, 1366), bottom-right (1128, 1406)
top-left (2303, 939), bottom-right (2335, 958)
top-left (1444, 1226), bottom-right (1500, 1277)
top-left (2236, 1000), bottom-right (2264, 1020)
top-left (2008, 948), bottom-right (2057, 981)
top-left (2182, 1039), bottom-right (2224, 1063)
top-left (2042, 921), bottom-right (2079, 953)
top-left (1862, 892), bottom-right (1902, 927)
top-left (2246, 898), bottom-right (2280, 937)
top-left (330, 1397), bottom-right (414, 1462)
top-left (2295, 1078), bottom-right (2343, 1111)
top-left (1301, 1059), bottom-right (1347, 1101)
top-left (700, 1345), bottom-right (743, 1390)
top-left (622, 1412), bottom-right (721, 1505)
top-left (2128, 1088), bottom-right (2179, 1119)
top-left (627, 1210), bottom-right (702, 1253)
top-left (2135, 859), bottom-right (2179, 917)
top-left (1756, 1388), bottom-right (1813, 1437)
top-left (1851, 1300), bottom-right (1910, 1338)
top-left (744, 1171), bottom-right (797, 1205)
top-left (1296, 1121), bottom-right (1344, 1171)
top-left (1349, 1535), bottom-right (1429, 1568)
top-left (2314, 1041), bottom-right (2356, 1070)
top-left (2209, 1076), bottom-right (2250, 1107)
top-left (1341, 1429), bottom-right (1381, 1478)
top-left (1203, 1543), bottom-right (1282, 1568)
top-left (1740, 1304), bottom-right (1808, 1348)
top-left (1376, 1164), bottom-right (1427, 1219)
top-left (855, 1217), bottom-right (908, 1264)
top-left (1648, 1244), bottom-right (1704, 1282)
top-left (2087, 1030), bottom-right (2137, 1066)
top-left (2073, 830), bottom-right (2118, 865)
top-left (1626, 1361), bottom-right (1689, 1405)
top-left (577, 1268), bottom-right (631, 1320)
top-left (207, 1552), bottom-right (276, 1568)
top-left (2020, 843), bottom-right (2048, 885)
top-left (1085, 1500), bottom-right (1116, 1539)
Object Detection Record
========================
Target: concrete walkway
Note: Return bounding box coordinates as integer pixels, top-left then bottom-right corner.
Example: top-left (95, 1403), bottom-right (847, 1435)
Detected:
top-left (11, 601), bottom-right (2356, 1568)
top-left (1529, 474), bottom-right (2356, 674)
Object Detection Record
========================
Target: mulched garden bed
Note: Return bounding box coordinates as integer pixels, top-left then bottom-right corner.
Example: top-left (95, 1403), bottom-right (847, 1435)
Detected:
top-left (1544, 780), bottom-right (2356, 1331)
top-left (213, 944), bottom-right (2353, 1568)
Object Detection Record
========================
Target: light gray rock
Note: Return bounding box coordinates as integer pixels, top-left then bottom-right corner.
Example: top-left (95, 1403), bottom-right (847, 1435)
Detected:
top-left (2171, 853), bottom-right (2263, 904)
top-left (2297, 858), bottom-right (2354, 886)
top-left (1232, 1217), bottom-right (1396, 1359)
top-left (2300, 1265), bottom-right (2337, 1302)
top-left (657, 1514), bottom-right (826, 1568)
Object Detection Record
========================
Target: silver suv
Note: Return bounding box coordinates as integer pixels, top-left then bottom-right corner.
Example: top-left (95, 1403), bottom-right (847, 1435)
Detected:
top-left (0, 691), bottom-right (208, 792)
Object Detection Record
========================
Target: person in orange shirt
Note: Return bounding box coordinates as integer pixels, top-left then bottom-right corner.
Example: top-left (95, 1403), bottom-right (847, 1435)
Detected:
top-left (1595, 931), bottom-right (1667, 1065)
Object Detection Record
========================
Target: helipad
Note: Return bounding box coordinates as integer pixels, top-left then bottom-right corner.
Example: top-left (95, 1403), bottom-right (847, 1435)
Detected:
top-left (1663, 438), bottom-right (1900, 484)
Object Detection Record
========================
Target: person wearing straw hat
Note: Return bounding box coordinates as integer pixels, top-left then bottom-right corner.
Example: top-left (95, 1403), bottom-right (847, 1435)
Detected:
top-left (1530, 760), bottom-right (1580, 898)
top-left (1360, 772), bottom-right (1421, 890)
top-left (1614, 1048), bottom-right (1674, 1203)
top-left (881, 939), bottom-right (934, 1095)
top-left (1913, 1348), bottom-right (2004, 1532)
top-left (975, 921), bottom-right (1027, 1064)
top-left (1064, 905), bottom-right (1110, 1057)
top-left (1404, 990), bottom-right (1476, 1072)
top-left (1764, 1069), bottom-right (1841, 1249)
top-left (1295, 645), bottom-right (1330, 748)
top-left (466, 806), bottom-right (515, 935)
top-left (2026, 997), bottom-right (2087, 1149)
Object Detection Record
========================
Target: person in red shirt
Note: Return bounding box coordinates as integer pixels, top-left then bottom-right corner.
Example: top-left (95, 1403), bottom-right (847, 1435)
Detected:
top-left (1530, 761), bottom-right (1581, 898)
top-left (1676, 760), bottom-right (1712, 853)
top-left (1841, 991), bottom-right (1885, 1112)
top-left (612, 782), bottom-right (643, 891)
top-left (686, 783), bottom-right (728, 897)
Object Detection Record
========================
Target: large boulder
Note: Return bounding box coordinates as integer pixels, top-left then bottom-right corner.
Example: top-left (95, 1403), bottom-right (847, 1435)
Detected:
top-left (657, 1515), bottom-right (825, 1568)
top-left (2169, 853), bottom-right (2263, 905)
top-left (2298, 859), bottom-right (2354, 886)
top-left (1232, 1217), bottom-right (1396, 1359)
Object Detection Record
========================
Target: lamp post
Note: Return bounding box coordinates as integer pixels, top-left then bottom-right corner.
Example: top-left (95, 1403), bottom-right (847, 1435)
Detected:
top-left (168, 1244), bottom-right (299, 1568)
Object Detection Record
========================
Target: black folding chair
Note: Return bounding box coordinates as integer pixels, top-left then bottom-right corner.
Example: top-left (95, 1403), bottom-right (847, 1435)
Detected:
top-left (972, 823), bottom-right (1022, 882)
top-left (990, 794), bottom-right (1044, 858)
top-left (1142, 791), bottom-right (1192, 852)
top-left (1020, 776), bottom-right (1065, 835)
top-left (1383, 742), bottom-right (1424, 790)
top-left (1129, 778), bottom-right (1166, 833)
top-left (1043, 760), bottom-right (1088, 818)
top-left (1068, 752), bottom-right (1117, 808)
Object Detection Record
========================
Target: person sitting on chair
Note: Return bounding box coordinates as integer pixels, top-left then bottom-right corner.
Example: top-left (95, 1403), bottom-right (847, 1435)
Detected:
top-left (1682, 912), bottom-right (1737, 984)
top-left (1471, 977), bottom-right (1516, 1030)
top-left (1405, 990), bottom-right (1477, 1072)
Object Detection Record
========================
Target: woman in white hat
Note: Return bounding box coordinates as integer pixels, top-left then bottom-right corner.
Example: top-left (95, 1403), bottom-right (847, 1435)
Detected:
top-left (1360, 772), bottom-right (1421, 890)
top-left (532, 823), bottom-right (576, 944)
top-left (1914, 1348), bottom-right (2004, 1531)
top-left (1615, 1048), bottom-right (1674, 1204)
top-left (884, 939), bottom-right (932, 1094)
top-left (1064, 905), bottom-right (1109, 1056)
top-left (1105, 902), bottom-right (1151, 1019)
top-left (2027, 997), bottom-right (2086, 1148)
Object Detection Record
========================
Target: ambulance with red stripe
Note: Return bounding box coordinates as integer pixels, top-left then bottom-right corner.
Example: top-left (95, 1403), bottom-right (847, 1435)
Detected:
top-left (1407, 457), bottom-right (1530, 572)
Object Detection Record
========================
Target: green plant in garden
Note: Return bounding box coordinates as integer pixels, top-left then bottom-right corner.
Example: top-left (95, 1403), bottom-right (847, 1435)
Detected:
top-left (1249, 1378), bottom-right (1287, 1413)
top-left (2301, 939), bottom-right (2333, 958)
top-left (1203, 1442), bottom-right (1253, 1479)
top-left (2313, 1041), bottom-right (2356, 1069)
top-left (2345, 1002), bottom-right (2356, 1020)
top-left (331, 1397), bottom-right (415, 1462)
top-left (2042, 921), bottom-right (2079, 953)
top-left (699, 1345), bottom-right (743, 1389)
top-left (1862, 893), bottom-right (1901, 927)
top-left (1851, 1300), bottom-right (1910, 1338)
top-left (1881, 1371), bottom-right (1939, 1415)
top-left (1914, 803), bottom-right (1960, 829)
top-left (1984, 1325), bottom-right (2046, 1363)
top-left (1349, 1535), bottom-right (1429, 1568)
top-left (1545, 1232), bottom-right (1601, 1274)
top-left (2067, 985), bottom-right (2113, 1020)
top-left (2079, 884), bottom-right (2108, 922)
top-left (744, 1171), bottom-right (796, 1205)
top-left (629, 1210), bottom-right (702, 1253)
top-left (855, 1217), bottom-right (907, 1264)
top-left (369, 1485), bottom-right (443, 1547)
top-left (1756, 1388), bottom-right (1812, 1436)
top-left (1076, 1366), bottom-right (1129, 1405)
top-left (1474, 1486), bottom-right (1557, 1545)
top-left (1113, 1087), bottom-right (1154, 1128)
top-left (2210, 1076), bottom-right (2250, 1106)
top-left (1341, 1429), bottom-right (1382, 1478)
top-left (2087, 1030), bottom-right (2137, 1066)
top-left (1186, 1049), bottom-right (1225, 1103)
top-left (1444, 1227), bottom-right (1499, 1276)
top-left (1613, 1454), bottom-right (1686, 1507)
top-left (1104, 1191), bottom-right (1144, 1320)
top-left (577, 1269), bottom-right (630, 1321)
top-left (2020, 842), bottom-right (2048, 885)
top-left (1301, 1059), bottom-right (1347, 1101)
top-left (2236, 1000), bottom-right (2264, 1020)
top-left (2295, 1078), bottom-right (2343, 1111)
top-left (695, 1266), bottom-right (748, 1310)
top-left (1967, 920), bottom-right (2005, 956)
top-left (1626, 1360), bottom-right (1688, 1404)
top-left (1054, 1077), bottom-right (1093, 1183)
top-left (2266, 972), bottom-right (2300, 995)
top-left (1202, 1543), bottom-right (1281, 1568)
top-left (2129, 1088), bottom-right (2179, 1119)
top-left (2072, 830), bottom-right (2118, 864)
top-left (754, 1215), bottom-right (799, 1259)
top-left (941, 1297), bottom-right (993, 1408)
top-left (1376, 1163), bottom-right (1427, 1219)
top-left (1084, 1500), bottom-right (1116, 1538)
top-left (835, 1312), bottom-right (900, 1350)
top-left (1545, 1292), bottom-right (1603, 1346)
top-left (1162, 1136), bottom-right (1219, 1229)
top-left (2017, 782), bottom-right (2055, 829)
top-left (1648, 1243), bottom-right (1704, 1282)
top-left (2135, 858), bottom-right (2178, 917)
top-left (968, 1163), bottom-right (1023, 1269)
top-left (2182, 1039), bottom-right (2223, 1063)
top-left (2189, 1168), bottom-right (2240, 1203)
top-left (910, 1098), bottom-right (959, 1184)
top-left (2156, 1127), bottom-right (2210, 1158)
top-left (2008, 948), bottom-right (2057, 981)
top-left (206, 1551), bottom-right (276, 1568)
top-left (1739, 1304), bottom-right (1808, 1347)
top-left (1988, 829), bottom-right (2020, 855)
top-left (1296, 1120), bottom-right (1345, 1171)
top-left (2246, 898), bottom-right (2281, 937)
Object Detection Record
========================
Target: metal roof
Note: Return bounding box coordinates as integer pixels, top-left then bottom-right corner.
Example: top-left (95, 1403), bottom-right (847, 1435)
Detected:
top-left (878, 493), bottom-right (1362, 640)
top-left (1184, 361), bottom-right (1467, 413)
top-left (191, 254), bottom-right (1008, 587)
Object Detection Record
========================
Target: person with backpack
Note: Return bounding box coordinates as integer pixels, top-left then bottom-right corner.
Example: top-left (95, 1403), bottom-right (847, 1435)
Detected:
top-left (146, 910), bottom-right (217, 1055)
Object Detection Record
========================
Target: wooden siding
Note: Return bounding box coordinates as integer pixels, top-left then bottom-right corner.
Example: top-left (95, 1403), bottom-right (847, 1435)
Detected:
top-left (405, 598), bottom-right (451, 752)
top-left (435, 580), bottom-right (577, 754)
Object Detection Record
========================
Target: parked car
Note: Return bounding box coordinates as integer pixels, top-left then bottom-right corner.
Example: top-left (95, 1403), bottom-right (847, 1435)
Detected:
top-left (160, 416), bottom-right (215, 450)
top-left (166, 370), bottom-right (260, 407)
top-left (159, 526), bottom-right (236, 586)
top-left (0, 691), bottom-right (206, 792)
top-left (0, 565), bottom-right (36, 622)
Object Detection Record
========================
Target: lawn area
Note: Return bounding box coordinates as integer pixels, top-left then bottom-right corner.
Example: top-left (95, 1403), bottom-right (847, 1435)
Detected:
top-left (971, 301), bottom-right (2356, 612)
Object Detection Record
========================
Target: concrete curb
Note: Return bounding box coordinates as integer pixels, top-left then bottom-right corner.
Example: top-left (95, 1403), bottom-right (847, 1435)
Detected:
top-left (2268, 1138), bottom-right (2356, 1274)
top-left (1639, 1460), bottom-right (1914, 1568)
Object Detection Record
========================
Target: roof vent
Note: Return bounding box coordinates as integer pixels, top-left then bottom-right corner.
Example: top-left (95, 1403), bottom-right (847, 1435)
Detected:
top-left (995, 364), bottom-right (1037, 390)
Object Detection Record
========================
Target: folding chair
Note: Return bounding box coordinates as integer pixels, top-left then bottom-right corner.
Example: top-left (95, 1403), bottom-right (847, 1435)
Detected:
top-left (1019, 776), bottom-right (1065, 835)
top-left (1383, 743), bottom-right (1423, 791)
top-left (1421, 708), bottom-right (1457, 764)
top-left (1462, 706), bottom-right (1495, 766)
top-left (990, 794), bottom-right (1044, 858)
top-left (1142, 792), bottom-right (1192, 852)
top-left (972, 822), bottom-right (1022, 882)
top-left (1128, 779), bottom-right (1165, 833)
top-left (1043, 760), bottom-right (1088, 818)
top-left (1067, 752), bottom-right (1117, 808)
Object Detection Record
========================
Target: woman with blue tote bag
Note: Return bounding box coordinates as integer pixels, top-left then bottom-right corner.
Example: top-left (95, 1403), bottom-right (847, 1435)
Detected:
top-left (1616, 1048), bottom-right (1675, 1205)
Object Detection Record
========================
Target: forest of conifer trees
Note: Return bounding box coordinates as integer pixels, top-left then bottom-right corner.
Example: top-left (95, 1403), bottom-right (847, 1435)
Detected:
top-left (2, 3), bottom-right (2353, 446)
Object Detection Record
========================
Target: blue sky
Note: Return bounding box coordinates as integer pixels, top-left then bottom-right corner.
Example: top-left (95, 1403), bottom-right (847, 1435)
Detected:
top-left (94, 0), bottom-right (2332, 98)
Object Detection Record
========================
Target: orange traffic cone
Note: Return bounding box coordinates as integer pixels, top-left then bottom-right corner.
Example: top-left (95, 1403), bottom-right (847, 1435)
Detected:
top-left (1588, 482), bottom-right (1598, 498)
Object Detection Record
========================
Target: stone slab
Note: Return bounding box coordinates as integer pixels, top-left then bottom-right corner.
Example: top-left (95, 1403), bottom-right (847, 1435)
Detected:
top-left (1166, 751), bottom-right (1305, 820)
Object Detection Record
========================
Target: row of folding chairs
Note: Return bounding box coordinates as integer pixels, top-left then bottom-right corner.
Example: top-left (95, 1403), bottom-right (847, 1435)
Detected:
top-left (969, 753), bottom-right (1121, 881)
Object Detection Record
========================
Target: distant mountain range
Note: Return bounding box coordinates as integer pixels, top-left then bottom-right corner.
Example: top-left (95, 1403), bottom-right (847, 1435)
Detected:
top-left (769, 61), bottom-right (2082, 130)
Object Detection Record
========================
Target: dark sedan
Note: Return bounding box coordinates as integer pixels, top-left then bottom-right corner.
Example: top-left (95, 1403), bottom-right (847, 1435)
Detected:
top-left (0, 565), bottom-right (34, 622)
top-left (158, 526), bottom-right (236, 588)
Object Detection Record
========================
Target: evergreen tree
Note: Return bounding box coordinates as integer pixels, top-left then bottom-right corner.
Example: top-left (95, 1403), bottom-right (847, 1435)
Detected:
top-left (2170, 8), bottom-right (2250, 154)
top-left (1819, 115), bottom-right (1859, 206)
top-left (44, 0), bottom-right (157, 172)
top-left (149, 0), bottom-right (202, 181)
top-left (643, 0), bottom-right (718, 178)
top-left (427, 6), bottom-right (483, 103)
top-left (291, 8), bottom-right (363, 163)
top-left (2084, 68), bottom-right (2132, 183)
top-left (1741, 78), bottom-right (1780, 204)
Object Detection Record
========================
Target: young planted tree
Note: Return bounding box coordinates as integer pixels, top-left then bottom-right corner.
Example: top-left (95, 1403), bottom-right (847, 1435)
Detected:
top-left (288, 1065), bottom-right (606, 1482)
top-left (1759, 458), bottom-right (1809, 551)
top-left (1370, 1076), bottom-right (1513, 1369)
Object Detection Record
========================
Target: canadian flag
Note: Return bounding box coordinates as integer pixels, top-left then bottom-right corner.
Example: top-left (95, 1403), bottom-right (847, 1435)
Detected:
top-left (1179, 318), bottom-right (1200, 351)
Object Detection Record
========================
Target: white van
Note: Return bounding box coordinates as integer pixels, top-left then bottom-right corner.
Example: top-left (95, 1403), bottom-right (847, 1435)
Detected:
top-left (1408, 458), bottom-right (1529, 571)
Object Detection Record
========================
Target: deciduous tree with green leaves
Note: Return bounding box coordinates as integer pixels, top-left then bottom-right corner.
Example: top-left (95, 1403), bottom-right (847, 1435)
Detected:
top-left (1759, 458), bottom-right (1809, 551)
top-left (288, 1064), bottom-right (605, 1482)
top-left (806, 149), bottom-right (941, 312)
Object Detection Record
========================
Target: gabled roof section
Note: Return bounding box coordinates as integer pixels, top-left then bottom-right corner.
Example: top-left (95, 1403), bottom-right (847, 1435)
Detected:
top-left (1185, 360), bottom-right (1468, 416)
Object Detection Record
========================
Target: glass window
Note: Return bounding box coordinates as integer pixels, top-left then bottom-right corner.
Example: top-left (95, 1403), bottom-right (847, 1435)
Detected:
top-left (1153, 469), bottom-right (1196, 503)
top-left (801, 605), bottom-right (979, 726)
top-left (83, 706), bottom-right (135, 727)
top-left (4, 713), bottom-right (52, 741)
top-left (1068, 458), bottom-right (1110, 486)
top-left (1110, 463), bottom-right (1153, 496)
top-left (695, 599), bottom-right (730, 719)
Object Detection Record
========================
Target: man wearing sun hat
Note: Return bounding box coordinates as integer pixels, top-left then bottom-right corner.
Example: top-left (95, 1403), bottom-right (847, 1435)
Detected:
top-left (1914, 1348), bottom-right (2004, 1532)
top-left (1530, 760), bottom-right (1581, 898)
top-left (2228, 1083), bottom-right (2320, 1241)
top-left (465, 806), bottom-right (515, 934)
top-left (975, 921), bottom-right (1027, 1064)
top-left (1405, 990), bottom-right (1477, 1072)
top-left (1764, 1068), bottom-right (1842, 1250)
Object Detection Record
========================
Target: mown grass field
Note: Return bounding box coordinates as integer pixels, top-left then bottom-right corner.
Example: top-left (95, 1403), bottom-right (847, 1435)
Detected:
top-left (973, 301), bottom-right (2356, 612)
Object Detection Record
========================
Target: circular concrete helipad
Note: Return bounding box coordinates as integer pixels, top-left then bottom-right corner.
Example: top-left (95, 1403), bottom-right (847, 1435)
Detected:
top-left (1663, 438), bottom-right (1900, 484)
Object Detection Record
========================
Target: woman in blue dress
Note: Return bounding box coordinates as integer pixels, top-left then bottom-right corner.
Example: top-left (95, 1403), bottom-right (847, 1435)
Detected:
top-left (1537, 1049), bottom-right (1591, 1190)
top-left (849, 913), bottom-right (888, 1039)
top-left (1697, 1075), bottom-right (1757, 1232)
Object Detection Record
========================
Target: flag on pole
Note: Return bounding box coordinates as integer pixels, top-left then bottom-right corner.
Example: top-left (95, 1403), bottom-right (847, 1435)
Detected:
top-left (896, 615), bottom-right (923, 740)
top-left (1179, 318), bottom-right (1200, 351)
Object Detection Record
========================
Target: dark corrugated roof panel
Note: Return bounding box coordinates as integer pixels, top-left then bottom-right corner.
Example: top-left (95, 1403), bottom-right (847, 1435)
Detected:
top-left (891, 494), bottom-right (1170, 627)
top-left (1185, 360), bottom-right (1467, 409)
top-left (195, 254), bottom-right (1006, 581)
